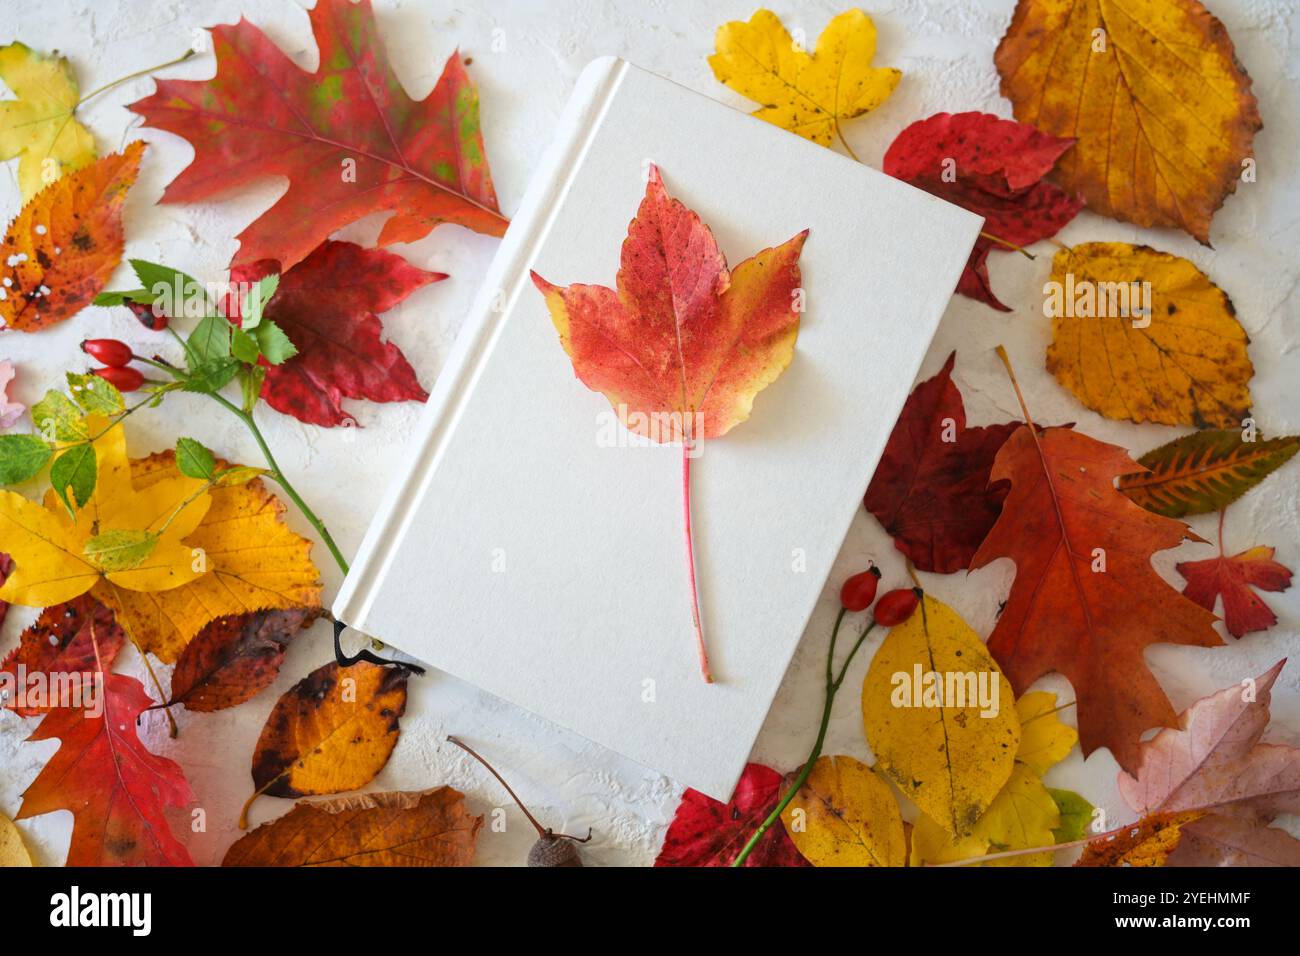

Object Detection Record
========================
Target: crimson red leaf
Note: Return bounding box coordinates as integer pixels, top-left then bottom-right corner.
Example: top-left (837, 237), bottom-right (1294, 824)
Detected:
top-left (231, 241), bottom-right (445, 427)
top-left (865, 352), bottom-right (1018, 573)
top-left (1177, 545), bottom-right (1292, 638)
top-left (168, 607), bottom-right (320, 712)
top-left (129, 0), bottom-right (505, 271)
top-left (0, 552), bottom-right (12, 630)
top-left (654, 762), bottom-right (809, 867)
top-left (883, 112), bottom-right (1083, 311)
top-left (1, 594), bottom-right (125, 717)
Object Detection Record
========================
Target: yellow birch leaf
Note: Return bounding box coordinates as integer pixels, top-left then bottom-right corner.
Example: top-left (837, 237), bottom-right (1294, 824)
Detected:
top-left (1045, 242), bottom-right (1253, 428)
top-left (779, 755), bottom-right (905, 867)
top-left (709, 9), bottom-right (900, 149)
top-left (94, 451), bottom-right (322, 662)
top-left (863, 594), bottom-right (1019, 837)
top-left (995, 0), bottom-right (1260, 242)
top-left (0, 419), bottom-right (208, 607)
top-left (910, 764), bottom-right (1060, 867)
top-left (0, 42), bottom-right (97, 200)
top-left (1016, 691), bottom-right (1077, 776)
top-left (0, 811), bottom-right (33, 866)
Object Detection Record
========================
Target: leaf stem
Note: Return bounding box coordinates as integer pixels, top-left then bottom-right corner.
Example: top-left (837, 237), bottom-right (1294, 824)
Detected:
top-left (683, 439), bottom-right (711, 682)
top-left (731, 609), bottom-right (877, 866)
top-left (208, 392), bottom-right (350, 575)
top-left (76, 49), bottom-right (197, 108)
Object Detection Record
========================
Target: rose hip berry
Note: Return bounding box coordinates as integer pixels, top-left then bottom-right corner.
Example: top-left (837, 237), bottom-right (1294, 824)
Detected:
top-left (874, 587), bottom-right (921, 627)
top-left (80, 338), bottom-right (133, 367)
top-left (90, 365), bottom-right (145, 392)
top-left (840, 567), bottom-right (881, 611)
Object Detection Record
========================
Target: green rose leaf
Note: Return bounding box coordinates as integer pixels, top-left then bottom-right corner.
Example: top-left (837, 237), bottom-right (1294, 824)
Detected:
top-left (84, 528), bottom-right (159, 571)
top-left (30, 390), bottom-right (87, 443)
top-left (0, 434), bottom-right (54, 485)
top-left (49, 444), bottom-right (98, 514)
top-left (66, 372), bottom-right (125, 416)
top-left (175, 437), bottom-right (217, 481)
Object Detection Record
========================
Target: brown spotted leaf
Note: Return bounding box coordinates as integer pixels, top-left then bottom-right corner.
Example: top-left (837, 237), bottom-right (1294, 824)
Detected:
top-left (240, 660), bottom-right (409, 827)
top-left (224, 787), bottom-right (481, 866)
top-left (167, 607), bottom-right (321, 712)
top-left (0, 142), bottom-right (143, 332)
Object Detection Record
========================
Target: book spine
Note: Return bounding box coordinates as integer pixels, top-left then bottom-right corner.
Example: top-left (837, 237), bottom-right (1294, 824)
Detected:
top-left (332, 57), bottom-right (630, 630)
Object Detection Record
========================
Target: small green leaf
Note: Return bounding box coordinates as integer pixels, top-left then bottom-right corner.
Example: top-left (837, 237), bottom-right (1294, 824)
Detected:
top-left (1047, 788), bottom-right (1095, 844)
top-left (240, 274), bottom-right (280, 330)
top-left (49, 444), bottom-right (98, 513)
top-left (240, 365), bottom-right (266, 412)
top-left (175, 437), bottom-right (217, 481)
top-left (84, 529), bottom-right (159, 571)
top-left (254, 321), bottom-right (298, 366)
top-left (188, 315), bottom-right (232, 366)
top-left (0, 434), bottom-right (54, 485)
top-left (93, 288), bottom-right (152, 307)
top-left (66, 372), bottom-right (125, 416)
top-left (29, 391), bottom-right (87, 443)
top-left (231, 326), bottom-right (261, 364)
top-left (214, 465), bottom-right (267, 487)
top-left (130, 260), bottom-right (208, 316)
top-left (183, 357), bottom-right (241, 394)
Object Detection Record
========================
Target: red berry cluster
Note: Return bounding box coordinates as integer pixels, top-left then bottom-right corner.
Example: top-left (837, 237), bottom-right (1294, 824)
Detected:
top-left (839, 565), bottom-right (920, 626)
top-left (80, 339), bottom-right (145, 392)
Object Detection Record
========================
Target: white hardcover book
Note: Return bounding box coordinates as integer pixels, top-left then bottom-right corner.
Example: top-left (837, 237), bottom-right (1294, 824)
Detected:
top-left (333, 58), bottom-right (982, 799)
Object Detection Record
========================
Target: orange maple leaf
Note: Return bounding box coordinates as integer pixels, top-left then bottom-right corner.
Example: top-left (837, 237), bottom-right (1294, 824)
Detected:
top-left (971, 349), bottom-right (1223, 774)
top-left (1, 142), bottom-right (143, 332)
top-left (531, 167), bottom-right (807, 681)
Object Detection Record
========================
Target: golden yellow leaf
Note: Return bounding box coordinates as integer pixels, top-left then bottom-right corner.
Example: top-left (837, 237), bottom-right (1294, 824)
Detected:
top-left (910, 764), bottom-right (1060, 867)
top-left (862, 595), bottom-right (1019, 837)
top-left (0, 420), bottom-right (208, 607)
top-left (1076, 810), bottom-right (1205, 867)
top-left (96, 451), bottom-right (323, 662)
top-left (1016, 691), bottom-right (1077, 776)
top-left (996, 0), bottom-right (1260, 242)
top-left (0, 42), bottom-right (97, 201)
top-left (709, 9), bottom-right (900, 150)
top-left (240, 661), bottom-right (410, 827)
top-left (779, 755), bottom-right (906, 867)
top-left (1045, 242), bottom-right (1253, 428)
top-left (0, 811), bottom-right (33, 867)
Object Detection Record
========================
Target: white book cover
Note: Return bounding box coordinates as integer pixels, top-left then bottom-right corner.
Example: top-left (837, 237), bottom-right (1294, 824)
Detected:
top-left (333, 57), bottom-right (982, 800)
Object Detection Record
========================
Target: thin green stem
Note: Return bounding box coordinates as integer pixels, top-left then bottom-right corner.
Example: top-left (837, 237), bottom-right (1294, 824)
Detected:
top-left (76, 50), bottom-right (196, 107)
top-left (731, 610), bottom-right (876, 866)
top-left (208, 391), bottom-right (350, 575)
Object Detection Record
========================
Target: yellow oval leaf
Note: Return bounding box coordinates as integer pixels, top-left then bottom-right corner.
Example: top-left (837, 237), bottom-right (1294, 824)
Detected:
top-left (910, 764), bottom-right (1060, 867)
top-left (1016, 691), bottom-right (1077, 776)
top-left (780, 755), bottom-right (905, 867)
top-left (240, 661), bottom-right (409, 828)
top-left (1045, 243), bottom-right (1253, 428)
top-left (996, 0), bottom-right (1259, 242)
top-left (709, 9), bottom-right (900, 149)
top-left (863, 595), bottom-right (1019, 837)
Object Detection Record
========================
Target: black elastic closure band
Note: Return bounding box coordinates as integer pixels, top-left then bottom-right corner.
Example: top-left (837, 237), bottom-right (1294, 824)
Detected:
top-left (333, 618), bottom-right (425, 673)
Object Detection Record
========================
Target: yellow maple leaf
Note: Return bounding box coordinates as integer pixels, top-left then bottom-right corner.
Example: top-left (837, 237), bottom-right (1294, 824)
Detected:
top-left (709, 9), bottom-right (900, 153)
top-left (0, 419), bottom-right (209, 607)
top-left (1045, 242), bottom-right (1253, 429)
top-left (96, 451), bottom-right (323, 662)
top-left (0, 42), bottom-right (97, 201)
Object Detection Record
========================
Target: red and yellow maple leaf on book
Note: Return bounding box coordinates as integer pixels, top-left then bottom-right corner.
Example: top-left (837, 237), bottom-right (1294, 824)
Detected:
top-left (531, 166), bottom-right (807, 681)
top-left (130, 0), bottom-right (504, 271)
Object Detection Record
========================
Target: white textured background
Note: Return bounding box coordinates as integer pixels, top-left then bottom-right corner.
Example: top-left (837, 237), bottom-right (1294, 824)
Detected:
top-left (1, 0), bottom-right (1297, 867)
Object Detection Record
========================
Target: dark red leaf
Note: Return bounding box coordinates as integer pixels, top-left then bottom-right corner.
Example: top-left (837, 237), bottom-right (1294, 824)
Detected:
top-left (654, 762), bottom-right (809, 867)
top-left (883, 112), bottom-right (1083, 311)
top-left (1, 595), bottom-right (126, 717)
top-left (865, 353), bottom-right (1018, 573)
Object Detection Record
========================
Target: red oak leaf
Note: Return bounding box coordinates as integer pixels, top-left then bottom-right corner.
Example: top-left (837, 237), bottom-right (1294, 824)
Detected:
top-left (1118, 660), bottom-right (1300, 866)
top-left (865, 352), bottom-right (1018, 573)
top-left (532, 166), bottom-right (806, 680)
top-left (883, 112), bottom-right (1083, 311)
top-left (131, 0), bottom-right (506, 271)
top-left (972, 423), bottom-right (1222, 774)
top-left (0, 552), bottom-right (12, 630)
top-left (16, 627), bottom-right (193, 865)
top-left (655, 762), bottom-right (810, 868)
top-left (2, 594), bottom-right (125, 716)
top-left (232, 241), bottom-right (445, 427)
top-left (1177, 544), bottom-right (1292, 639)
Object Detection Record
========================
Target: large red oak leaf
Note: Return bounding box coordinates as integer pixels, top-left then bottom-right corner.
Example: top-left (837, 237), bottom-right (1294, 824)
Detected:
top-left (655, 762), bottom-right (810, 867)
top-left (232, 241), bottom-right (445, 427)
top-left (1177, 545), bottom-right (1292, 639)
top-left (1, 595), bottom-right (125, 717)
top-left (131, 0), bottom-right (505, 271)
top-left (883, 112), bottom-right (1083, 311)
top-left (865, 352), bottom-right (1018, 573)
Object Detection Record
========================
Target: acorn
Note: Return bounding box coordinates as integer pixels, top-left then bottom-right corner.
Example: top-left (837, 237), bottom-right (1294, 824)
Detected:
top-left (448, 736), bottom-right (592, 867)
